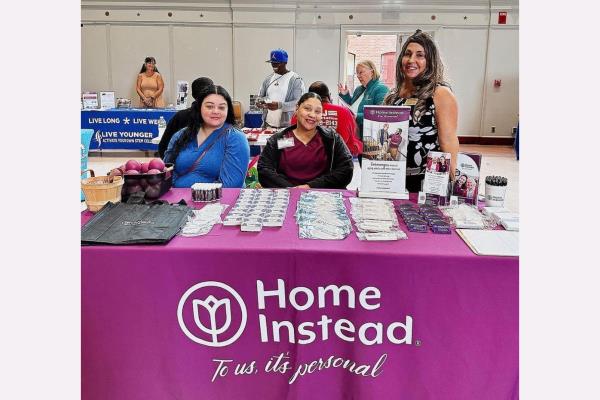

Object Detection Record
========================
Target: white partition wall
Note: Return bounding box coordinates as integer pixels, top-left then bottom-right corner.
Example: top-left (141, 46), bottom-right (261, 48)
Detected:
top-left (81, 25), bottom-right (110, 93)
top-left (437, 27), bottom-right (488, 137)
top-left (232, 26), bottom-right (294, 111)
top-left (481, 27), bottom-right (519, 138)
top-left (109, 25), bottom-right (171, 105)
top-left (295, 27), bottom-right (341, 103)
top-left (172, 26), bottom-right (234, 98)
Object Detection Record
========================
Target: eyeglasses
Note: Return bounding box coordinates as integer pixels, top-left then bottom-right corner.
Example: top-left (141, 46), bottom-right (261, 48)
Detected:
top-left (354, 69), bottom-right (373, 76)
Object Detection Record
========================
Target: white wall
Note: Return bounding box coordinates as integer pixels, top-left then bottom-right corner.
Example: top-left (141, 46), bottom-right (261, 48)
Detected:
top-left (481, 27), bottom-right (519, 137)
top-left (81, 0), bottom-right (519, 138)
top-left (437, 27), bottom-right (488, 137)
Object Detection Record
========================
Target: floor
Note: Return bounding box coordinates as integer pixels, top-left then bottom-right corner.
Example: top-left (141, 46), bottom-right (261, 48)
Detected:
top-left (86, 144), bottom-right (519, 212)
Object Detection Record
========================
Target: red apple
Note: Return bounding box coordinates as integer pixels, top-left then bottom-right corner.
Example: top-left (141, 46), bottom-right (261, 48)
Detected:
top-left (148, 158), bottom-right (165, 171)
top-left (125, 159), bottom-right (142, 172)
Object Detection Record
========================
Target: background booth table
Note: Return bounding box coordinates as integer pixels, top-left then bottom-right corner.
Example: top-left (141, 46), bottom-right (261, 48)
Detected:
top-left (81, 108), bottom-right (178, 151)
top-left (81, 188), bottom-right (518, 400)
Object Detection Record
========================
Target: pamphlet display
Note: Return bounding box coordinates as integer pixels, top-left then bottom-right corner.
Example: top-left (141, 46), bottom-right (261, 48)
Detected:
top-left (452, 152), bottom-right (482, 204)
top-left (99, 91), bottom-right (116, 109)
top-left (423, 151), bottom-right (451, 204)
top-left (176, 81), bottom-right (189, 110)
top-left (359, 105), bottom-right (411, 199)
top-left (82, 92), bottom-right (98, 109)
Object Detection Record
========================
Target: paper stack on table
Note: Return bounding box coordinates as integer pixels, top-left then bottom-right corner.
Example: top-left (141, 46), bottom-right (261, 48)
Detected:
top-left (456, 229), bottom-right (519, 257)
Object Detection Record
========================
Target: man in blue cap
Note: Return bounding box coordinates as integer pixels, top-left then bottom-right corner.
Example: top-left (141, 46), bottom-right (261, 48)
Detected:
top-left (257, 49), bottom-right (305, 129)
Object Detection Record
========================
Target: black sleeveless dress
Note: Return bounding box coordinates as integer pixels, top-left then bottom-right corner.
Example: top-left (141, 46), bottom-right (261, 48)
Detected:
top-left (391, 96), bottom-right (440, 192)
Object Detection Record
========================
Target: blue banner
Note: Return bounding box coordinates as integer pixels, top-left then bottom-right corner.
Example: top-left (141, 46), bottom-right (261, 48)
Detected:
top-left (81, 108), bottom-right (177, 150)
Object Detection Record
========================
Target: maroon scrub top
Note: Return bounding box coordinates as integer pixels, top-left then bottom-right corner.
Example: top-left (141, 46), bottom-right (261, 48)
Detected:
top-left (279, 132), bottom-right (328, 186)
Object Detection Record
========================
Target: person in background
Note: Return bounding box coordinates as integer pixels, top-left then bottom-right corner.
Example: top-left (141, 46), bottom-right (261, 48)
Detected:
top-left (290, 81), bottom-right (362, 157)
top-left (136, 56), bottom-right (165, 108)
top-left (158, 77), bottom-right (214, 158)
top-left (385, 129), bottom-right (403, 161)
top-left (337, 60), bottom-right (389, 142)
top-left (258, 93), bottom-right (353, 189)
top-left (258, 49), bottom-right (305, 129)
top-left (378, 123), bottom-right (390, 147)
top-left (383, 29), bottom-right (459, 192)
top-left (164, 85), bottom-right (250, 188)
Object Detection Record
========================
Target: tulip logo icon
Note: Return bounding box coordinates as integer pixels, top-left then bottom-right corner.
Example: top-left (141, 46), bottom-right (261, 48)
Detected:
top-left (177, 281), bottom-right (247, 347)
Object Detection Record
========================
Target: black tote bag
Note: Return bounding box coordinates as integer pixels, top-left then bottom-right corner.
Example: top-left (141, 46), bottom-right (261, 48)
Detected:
top-left (81, 201), bottom-right (192, 245)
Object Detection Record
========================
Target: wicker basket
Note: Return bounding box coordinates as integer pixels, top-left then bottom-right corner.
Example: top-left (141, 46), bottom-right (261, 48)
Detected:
top-left (81, 169), bottom-right (124, 212)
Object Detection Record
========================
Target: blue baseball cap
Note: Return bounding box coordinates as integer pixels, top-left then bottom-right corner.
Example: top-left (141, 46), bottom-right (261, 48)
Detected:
top-left (266, 49), bottom-right (288, 63)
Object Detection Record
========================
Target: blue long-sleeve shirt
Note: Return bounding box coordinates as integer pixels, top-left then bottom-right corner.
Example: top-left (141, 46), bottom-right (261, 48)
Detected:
top-left (164, 124), bottom-right (250, 188)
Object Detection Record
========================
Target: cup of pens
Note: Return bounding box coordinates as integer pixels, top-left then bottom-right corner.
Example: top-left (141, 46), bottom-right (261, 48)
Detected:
top-left (484, 176), bottom-right (508, 207)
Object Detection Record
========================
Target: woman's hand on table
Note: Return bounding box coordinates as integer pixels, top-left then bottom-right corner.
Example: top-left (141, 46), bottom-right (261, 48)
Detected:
top-left (295, 184), bottom-right (310, 189)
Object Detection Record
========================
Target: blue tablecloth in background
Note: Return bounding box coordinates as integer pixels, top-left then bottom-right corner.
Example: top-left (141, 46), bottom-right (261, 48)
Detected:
top-left (81, 108), bottom-right (177, 151)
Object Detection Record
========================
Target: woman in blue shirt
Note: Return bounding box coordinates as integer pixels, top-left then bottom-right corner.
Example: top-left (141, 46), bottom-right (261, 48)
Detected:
top-left (164, 85), bottom-right (250, 188)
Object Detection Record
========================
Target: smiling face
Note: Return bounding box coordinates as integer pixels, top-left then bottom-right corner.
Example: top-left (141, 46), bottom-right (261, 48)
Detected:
top-left (356, 65), bottom-right (374, 86)
top-left (271, 62), bottom-right (287, 75)
top-left (466, 177), bottom-right (476, 190)
top-left (457, 175), bottom-right (467, 186)
top-left (402, 42), bottom-right (427, 80)
top-left (295, 97), bottom-right (323, 131)
top-left (145, 61), bottom-right (155, 73)
top-left (201, 94), bottom-right (228, 129)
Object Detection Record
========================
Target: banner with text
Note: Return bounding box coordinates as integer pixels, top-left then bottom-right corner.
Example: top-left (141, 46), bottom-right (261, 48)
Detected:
top-left (359, 105), bottom-right (410, 199)
top-left (81, 109), bottom-right (177, 150)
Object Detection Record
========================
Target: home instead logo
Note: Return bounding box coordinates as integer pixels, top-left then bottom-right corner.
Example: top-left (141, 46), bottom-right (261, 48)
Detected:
top-left (177, 281), bottom-right (247, 347)
top-left (178, 280), bottom-right (413, 348)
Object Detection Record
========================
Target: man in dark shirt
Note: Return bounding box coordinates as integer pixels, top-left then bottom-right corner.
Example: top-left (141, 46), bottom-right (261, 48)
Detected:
top-left (157, 76), bottom-right (214, 158)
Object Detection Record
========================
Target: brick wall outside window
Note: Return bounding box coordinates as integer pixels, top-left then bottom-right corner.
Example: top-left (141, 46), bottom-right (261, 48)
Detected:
top-left (347, 35), bottom-right (397, 90)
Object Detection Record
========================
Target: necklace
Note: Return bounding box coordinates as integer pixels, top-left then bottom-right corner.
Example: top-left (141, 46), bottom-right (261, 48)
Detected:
top-left (270, 71), bottom-right (289, 87)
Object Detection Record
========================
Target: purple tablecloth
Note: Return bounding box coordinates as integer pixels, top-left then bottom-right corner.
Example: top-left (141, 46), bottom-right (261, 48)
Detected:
top-left (82, 188), bottom-right (518, 400)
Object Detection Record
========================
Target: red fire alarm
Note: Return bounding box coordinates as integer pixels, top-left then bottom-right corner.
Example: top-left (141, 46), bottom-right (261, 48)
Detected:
top-left (498, 12), bottom-right (507, 24)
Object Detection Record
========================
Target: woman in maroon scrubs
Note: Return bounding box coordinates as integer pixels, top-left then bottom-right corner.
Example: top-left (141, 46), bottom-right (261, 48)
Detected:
top-left (257, 93), bottom-right (354, 189)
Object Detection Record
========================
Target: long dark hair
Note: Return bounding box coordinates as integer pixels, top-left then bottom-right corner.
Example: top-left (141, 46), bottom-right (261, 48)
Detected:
top-left (168, 85), bottom-right (236, 161)
top-left (384, 30), bottom-right (449, 121)
top-left (140, 56), bottom-right (160, 73)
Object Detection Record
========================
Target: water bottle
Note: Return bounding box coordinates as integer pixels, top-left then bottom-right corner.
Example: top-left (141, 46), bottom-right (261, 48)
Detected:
top-left (158, 116), bottom-right (167, 138)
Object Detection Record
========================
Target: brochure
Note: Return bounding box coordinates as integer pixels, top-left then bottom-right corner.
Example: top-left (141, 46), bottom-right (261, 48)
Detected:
top-left (423, 151), bottom-right (451, 204)
top-left (452, 152), bottom-right (482, 205)
top-left (99, 91), bottom-right (115, 109)
top-left (358, 105), bottom-right (410, 199)
top-left (82, 92), bottom-right (98, 110)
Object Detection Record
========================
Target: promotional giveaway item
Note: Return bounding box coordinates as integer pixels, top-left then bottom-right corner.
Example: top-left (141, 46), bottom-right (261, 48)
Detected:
top-left (180, 203), bottom-right (229, 237)
top-left (191, 183), bottom-right (223, 203)
top-left (359, 105), bottom-right (410, 199)
top-left (223, 189), bottom-right (290, 231)
top-left (484, 175), bottom-right (508, 207)
top-left (99, 91), bottom-right (116, 109)
top-left (81, 200), bottom-right (191, 245)
top-left (423, 151), bottom-right (451, 204)
top-left (396, 203), bottom-right (452, 234)
top-left (349, 198), bottom-right (407, 241)
top-left (80, 129), bottom-right (94, 201)
top-left (452, 152), bottom-right (482, 204)
top-left (295, 191), bottom-right (352, 240)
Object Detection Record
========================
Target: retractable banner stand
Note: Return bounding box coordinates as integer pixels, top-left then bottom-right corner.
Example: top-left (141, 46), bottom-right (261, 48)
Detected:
top-left (359, 105), bottom-right (411, 199)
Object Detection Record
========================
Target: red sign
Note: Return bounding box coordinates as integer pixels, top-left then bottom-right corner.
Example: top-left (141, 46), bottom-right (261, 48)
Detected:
top-left (498, 12), bottom-right (507, 24)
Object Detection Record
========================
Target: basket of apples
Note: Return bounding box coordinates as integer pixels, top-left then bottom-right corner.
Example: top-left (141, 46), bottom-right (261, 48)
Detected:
top-left (109, 158), bottom-right (173, 201)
